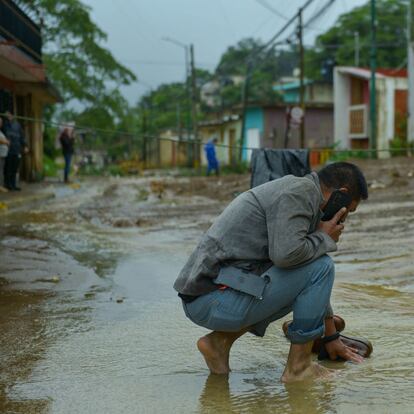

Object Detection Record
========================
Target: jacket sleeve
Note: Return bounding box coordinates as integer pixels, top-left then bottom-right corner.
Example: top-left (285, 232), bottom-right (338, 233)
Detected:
top-left (266, 183), bottom-right (337, 268)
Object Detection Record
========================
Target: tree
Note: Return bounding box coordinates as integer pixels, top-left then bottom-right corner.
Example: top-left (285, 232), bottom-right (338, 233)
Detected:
top-left (306, 0), bottom-right (408, 79)
top-left (214, 39), bottom-right (297, 108)
top-left (18, 0), bottom-right (136, 120)
top-left (137, 82), bottom-right (191, 135)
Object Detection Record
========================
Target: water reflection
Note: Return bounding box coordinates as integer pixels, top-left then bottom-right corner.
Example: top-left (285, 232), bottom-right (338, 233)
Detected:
top-left (198, 373), bottom-right (337, 414)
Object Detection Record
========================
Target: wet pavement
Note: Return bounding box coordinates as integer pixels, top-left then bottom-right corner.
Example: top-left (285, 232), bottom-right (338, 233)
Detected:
top-left (0, 160), bottom-right (414, 413)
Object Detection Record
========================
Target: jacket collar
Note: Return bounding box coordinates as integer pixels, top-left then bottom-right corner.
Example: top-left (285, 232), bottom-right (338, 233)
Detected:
top-left (306, 171), bottom-right (326, 207)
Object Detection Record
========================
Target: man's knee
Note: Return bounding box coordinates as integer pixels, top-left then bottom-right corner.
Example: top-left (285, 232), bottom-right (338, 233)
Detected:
top-left (317, 254), bottom-right (334, 270)
top-left (311, 255), bottom-right (335, 283)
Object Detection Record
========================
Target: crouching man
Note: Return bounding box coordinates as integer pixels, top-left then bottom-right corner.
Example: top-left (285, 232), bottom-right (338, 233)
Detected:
top-left (173, 162), bottom-right (368, 382)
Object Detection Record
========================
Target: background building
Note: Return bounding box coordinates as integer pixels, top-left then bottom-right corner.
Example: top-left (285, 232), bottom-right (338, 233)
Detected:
top-left (334, 66), bottom-right (407, 157)
top-left (0, 0), bottom-right (60, 180)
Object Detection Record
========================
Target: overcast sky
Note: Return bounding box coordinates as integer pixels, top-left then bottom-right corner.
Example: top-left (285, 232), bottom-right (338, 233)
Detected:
top-left (83, 0), bottom-right (368, 104)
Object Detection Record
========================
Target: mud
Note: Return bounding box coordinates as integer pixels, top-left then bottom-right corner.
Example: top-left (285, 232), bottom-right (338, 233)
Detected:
top-left (0, 157), bottom-right (413, 413)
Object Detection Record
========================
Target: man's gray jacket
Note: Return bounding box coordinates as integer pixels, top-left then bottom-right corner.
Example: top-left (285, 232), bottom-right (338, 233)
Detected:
top-left (174, 172), bottom-right (337, 300)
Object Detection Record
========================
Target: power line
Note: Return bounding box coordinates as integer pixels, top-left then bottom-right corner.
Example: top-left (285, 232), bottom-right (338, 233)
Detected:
top-left (252, 0), bottom-right (289, 20)
top-left (304, 0), bottom-right (337, 30)
top-left (256, 0), bottom-right (317, 56)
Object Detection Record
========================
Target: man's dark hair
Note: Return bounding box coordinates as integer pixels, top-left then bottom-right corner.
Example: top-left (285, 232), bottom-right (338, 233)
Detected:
top-left (317, 162), bottom-right (368, 200)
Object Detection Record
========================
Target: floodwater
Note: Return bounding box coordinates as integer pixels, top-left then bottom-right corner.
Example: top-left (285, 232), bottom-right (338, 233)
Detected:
top-left (1, 172), bottom-right (414, 414)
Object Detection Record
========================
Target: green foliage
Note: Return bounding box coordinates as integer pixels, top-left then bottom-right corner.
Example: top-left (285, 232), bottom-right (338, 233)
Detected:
top-left (389, 137), bottom-right (414, 156)
top-left (216, 38), bottom-right (260, 77)
top-left (220, 161), bottom-right (250, 175)
top-left (137, 82), bottom-right (192, 134)
top-left (328, 150), bottom-right (370, 162)
top-left (19, 0), bottom-right (136, 120)
top-left (213, 39), bottom-right (297, 108)
top-left (43, 154), bottom-right (60, 177)
top-left (306, 0), bottom-right (408, 79)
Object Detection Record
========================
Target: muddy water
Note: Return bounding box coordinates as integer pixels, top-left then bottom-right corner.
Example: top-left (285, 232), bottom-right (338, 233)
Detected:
top-left (1, 178), bottom-right (414, 413)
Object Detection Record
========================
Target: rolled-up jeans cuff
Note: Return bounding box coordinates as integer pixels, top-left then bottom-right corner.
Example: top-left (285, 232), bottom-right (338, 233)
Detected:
top-left (287, 324), bottom-right (325, 344)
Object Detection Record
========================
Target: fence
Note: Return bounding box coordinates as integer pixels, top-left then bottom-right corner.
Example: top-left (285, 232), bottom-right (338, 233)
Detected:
top-left (1, 113), bottom-right (413, 179)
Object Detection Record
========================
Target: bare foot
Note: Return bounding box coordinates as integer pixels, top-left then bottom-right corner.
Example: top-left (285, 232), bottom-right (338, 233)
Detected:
top-left (281, 361), bottom-right (334, 383)
top-left (281, 342), bottom-right (335, 383)
top-left (197, 333), bottom-right (231, 374)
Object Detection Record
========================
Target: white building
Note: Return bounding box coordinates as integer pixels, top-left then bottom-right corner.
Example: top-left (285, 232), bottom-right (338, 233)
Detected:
top-left (334, 66), bottom-right (407, 158)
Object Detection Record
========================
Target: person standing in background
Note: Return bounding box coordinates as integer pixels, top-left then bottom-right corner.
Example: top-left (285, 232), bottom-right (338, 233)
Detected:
top-left (204, 137), bottom-right (219, 177)
top-left (0, 117), bottom-right (10, 192)
top-left (4, 110), bottom-right (27, 191)
top-left (59, 127), bottom-right (75, 183)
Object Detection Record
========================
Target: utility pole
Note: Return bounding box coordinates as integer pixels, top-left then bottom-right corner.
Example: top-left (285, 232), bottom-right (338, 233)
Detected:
top-left (190, 44), bottom-right (199, 167)
top-left (298, 8), bottom-right (305, 149)
top-left (354, 31), bottom-right (360, 66)
top-left (161, 37), bottom-right (192, 160)
top-left (176, 103), bottom-right (181, 140)
top-left (369, 0), bottom-right (377, 158)
top-left (141, 107), bottom-right (147, 169)
top-left (238, 0), bottom-right (316, 158)
top-left (407, 0), bottom-right (414, 147)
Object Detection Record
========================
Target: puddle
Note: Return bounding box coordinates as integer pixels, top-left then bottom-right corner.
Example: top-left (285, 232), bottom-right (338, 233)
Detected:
top-left (1, 174), bottom-right (414, 413)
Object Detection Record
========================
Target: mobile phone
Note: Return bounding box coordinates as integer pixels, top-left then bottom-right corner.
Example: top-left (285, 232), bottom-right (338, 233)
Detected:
top-left (321, 190), bottom-right (352, 222)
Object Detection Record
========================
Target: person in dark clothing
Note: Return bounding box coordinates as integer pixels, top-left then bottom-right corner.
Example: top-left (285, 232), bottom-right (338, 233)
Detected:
top-left (59, 127), bottom-right (75, 183)
top-left (0, 117), bottom-right (10, 192)
top-left (4, 111), bottom-right (28, 191)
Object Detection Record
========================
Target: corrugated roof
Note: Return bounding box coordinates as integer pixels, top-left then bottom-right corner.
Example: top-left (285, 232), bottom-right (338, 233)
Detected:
top-left (273, 80), bottom-right (313, 91)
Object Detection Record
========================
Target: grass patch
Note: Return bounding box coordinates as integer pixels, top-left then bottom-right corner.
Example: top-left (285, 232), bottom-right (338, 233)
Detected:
top-left (43, 155), bottom-right (61, 177)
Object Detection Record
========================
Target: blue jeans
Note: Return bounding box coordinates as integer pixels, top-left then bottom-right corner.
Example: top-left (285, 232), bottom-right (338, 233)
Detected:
top-left (63, 152), bottom-right (72, 182)
top-left (182, 255), bottom-right (335, 344)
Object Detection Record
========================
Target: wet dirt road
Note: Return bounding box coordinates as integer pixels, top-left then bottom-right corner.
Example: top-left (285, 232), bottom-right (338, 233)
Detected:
top-left (1, 159), bottom-right (413, 413)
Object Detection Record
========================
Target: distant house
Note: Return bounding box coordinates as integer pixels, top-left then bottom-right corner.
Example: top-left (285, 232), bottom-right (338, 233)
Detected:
top-left (198, 113), bottom-right (242, 166)
top-left (158, 130), bottom-right (193, 168)
top-left (200, 75), bottom-right (245, 108)
top-left (242, 103), bottom-right (334, 162)
top-left (334, 66), bottom-right (407, 157)
top-left (0, 0), bottom-right (61, 180)
top-left (273, 80), bottom-right (333, 104)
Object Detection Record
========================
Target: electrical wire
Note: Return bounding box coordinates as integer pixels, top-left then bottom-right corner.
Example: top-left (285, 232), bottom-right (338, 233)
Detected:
top-left (304, 0), bottom-right (337, 30)
top-left (252, 0), bottom-right (289, 21)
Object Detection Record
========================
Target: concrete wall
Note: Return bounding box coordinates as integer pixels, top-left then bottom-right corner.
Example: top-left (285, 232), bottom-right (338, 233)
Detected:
top-left (308, 83), bottom-right (333, 103)
top-left (334, 69), bottom-right (351, 148)
top-left (243, 107), bottom-right (263, 161)
top-left (197, 119), bottom-right (242, 166)
top-left (264, 107), bottom-right (333, 149)
top-left (376, 76), bottom-right (408, 158)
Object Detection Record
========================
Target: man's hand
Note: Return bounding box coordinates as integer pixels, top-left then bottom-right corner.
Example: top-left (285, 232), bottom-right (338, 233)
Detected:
top-left (318, 207), bottom-right (347, 242)
top-left (325, 338), bottom-right (364, 363)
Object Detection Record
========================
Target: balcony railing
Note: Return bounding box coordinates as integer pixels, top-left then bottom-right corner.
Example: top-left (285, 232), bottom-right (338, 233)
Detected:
top-left (0, 0), bottom-right (42, 63)
top-left (349, 104), bottom-right (368, 138)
